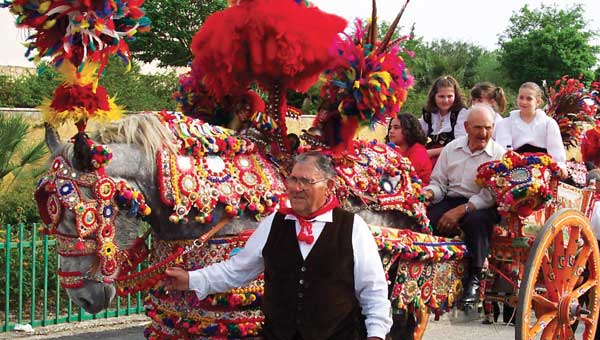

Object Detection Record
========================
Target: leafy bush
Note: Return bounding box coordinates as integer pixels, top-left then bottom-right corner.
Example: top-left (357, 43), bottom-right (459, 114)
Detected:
top-left (0, 175), bottom-right (42, 226)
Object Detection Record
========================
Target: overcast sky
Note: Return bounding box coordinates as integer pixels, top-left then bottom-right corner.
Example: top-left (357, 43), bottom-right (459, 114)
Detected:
top-left (1, 1), bottom-right (599, 67)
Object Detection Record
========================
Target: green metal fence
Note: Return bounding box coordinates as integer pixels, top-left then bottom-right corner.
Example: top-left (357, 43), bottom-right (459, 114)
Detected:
top-left (1, 223), bottom-right (148, 332)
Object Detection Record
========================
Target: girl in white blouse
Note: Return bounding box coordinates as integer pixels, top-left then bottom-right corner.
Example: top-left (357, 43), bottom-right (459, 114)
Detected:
top-left (494, 82), bottom-right (566, 166)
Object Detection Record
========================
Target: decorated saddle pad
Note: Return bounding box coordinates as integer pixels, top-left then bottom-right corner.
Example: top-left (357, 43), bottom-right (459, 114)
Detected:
top-left (371, 225), bottom-right (467, 314)
top-left (334, 140), bottom-right (431, 233)
top-left (156, 111), bottom-right (287, 224)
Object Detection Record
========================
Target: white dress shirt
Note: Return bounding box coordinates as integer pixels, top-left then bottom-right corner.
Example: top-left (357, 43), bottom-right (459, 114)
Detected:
top-left (494, 109), bottom-right (566, 164)
top-left (424, 136), bottom-right (505, 209)
top-left (454, 109), bottom-right (504, 140)
top-left (188, 210), bottom-right (392, 339)
top-left (592, 201), bottom-right (600, 241)
top-left (419, 108), bottom-right (468, 136)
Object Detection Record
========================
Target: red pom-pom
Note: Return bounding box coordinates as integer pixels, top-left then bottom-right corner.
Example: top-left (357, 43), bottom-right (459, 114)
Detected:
top-left (75, 239), bottom-right (86, 251)
top-left (517, 205), bottom-right (534, 217)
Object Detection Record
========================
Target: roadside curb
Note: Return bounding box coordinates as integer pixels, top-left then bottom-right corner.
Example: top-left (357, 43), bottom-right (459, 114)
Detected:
top-left (0, 315), bottom-right (150, 340)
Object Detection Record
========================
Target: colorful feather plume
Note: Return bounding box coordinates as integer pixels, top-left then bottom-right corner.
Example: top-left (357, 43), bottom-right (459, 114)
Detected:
top-left (39, 61), bottom-right (122, 126)
top-left (546, 77), bottom-right (600, 149)
top-left (3, 0), bottom-right (150, 75)
top-left (317, 1), bottom-right (414, 151)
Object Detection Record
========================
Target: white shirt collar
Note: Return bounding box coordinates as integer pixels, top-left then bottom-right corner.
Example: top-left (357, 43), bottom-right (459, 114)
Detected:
top-left (284, 209), bottom-right (334, 223)
top-left (453, 135), bottom-right (496, 157)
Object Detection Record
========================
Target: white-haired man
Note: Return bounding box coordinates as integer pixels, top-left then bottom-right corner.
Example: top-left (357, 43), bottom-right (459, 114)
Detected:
top-left (424, 104), bottom-right (505, 304)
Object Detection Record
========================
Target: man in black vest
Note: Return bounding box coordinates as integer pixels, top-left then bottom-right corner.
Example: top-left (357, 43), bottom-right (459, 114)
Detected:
top-left (165, 151), bottom-right (392, 340)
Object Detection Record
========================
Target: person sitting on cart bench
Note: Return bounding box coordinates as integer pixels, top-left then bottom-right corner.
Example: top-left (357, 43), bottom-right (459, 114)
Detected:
top-left (423, 105), bottom-right (505, 304)
top-left (163, 151), bottom-right (392, 340)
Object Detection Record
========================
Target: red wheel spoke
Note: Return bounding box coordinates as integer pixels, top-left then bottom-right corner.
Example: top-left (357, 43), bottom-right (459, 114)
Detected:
top-left (539, 318), bottom-right (558, 340)
top-left (541, 252), bottom-right (559, 300)
top-left (552, 229), bottom-right (567, 291)
top-left (565, 245), bottom-right (592, 291)
top-left (571, 278), bottom-right (597, 299)
top-left (532, 292), bottom-right (558, 312)
top-left (581, 316), bottom-right (595, 339)
top-left (565, 226), bottom-right (581, 263)
top-left (581, 316), bottom-right (593, 326)
top-left (530, 311), bottom-right (557, 338)
top-left (561, 322), bottom-right (575, 340)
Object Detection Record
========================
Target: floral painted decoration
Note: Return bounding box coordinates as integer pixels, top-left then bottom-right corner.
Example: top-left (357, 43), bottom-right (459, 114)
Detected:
top-left (144, 235), bottom-right (264, 339)
top-left (156, 111), bottom-right (287, 224)
top-left (476, 150), bottom-right (561, 217)
top-left (314, 139), bottom-right (431, 233)
top-left (371, 226), bottom-right (466, 315)
top-left (546, 77), bottom-right (600, 149)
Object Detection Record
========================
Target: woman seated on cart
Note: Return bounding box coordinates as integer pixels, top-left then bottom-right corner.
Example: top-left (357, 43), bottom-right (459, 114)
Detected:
top-left (423, 105), bottom-right (505, 304)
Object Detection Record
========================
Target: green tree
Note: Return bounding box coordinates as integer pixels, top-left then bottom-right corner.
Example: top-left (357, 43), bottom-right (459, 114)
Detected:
top-left (130, 0), bottom-right (227, 67)
top-left (98, 57), bottom-right (178, 112)
top-left (498, 4), bottom-right (599, 88)
top-left (0, 59), bottom-right (178, 111)
top-left (0, 66), bottom-right (61, 108)
top-left (406, 39), bottom-right (485, 92)
top-left (0, 114), bottom-right (47, 188)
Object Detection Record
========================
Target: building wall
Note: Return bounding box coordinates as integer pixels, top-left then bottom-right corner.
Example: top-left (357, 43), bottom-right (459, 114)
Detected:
top-left (0, 65), bottom-right (35, 78)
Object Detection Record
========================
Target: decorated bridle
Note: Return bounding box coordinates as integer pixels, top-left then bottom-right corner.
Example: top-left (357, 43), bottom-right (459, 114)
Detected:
top-left (35, 153), bottom-right (234, 295)
top-left (35, 155), bottom-right (152, 290)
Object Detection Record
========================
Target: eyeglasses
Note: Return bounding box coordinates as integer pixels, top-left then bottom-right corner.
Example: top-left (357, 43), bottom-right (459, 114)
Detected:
top-left (286, 176), bottom-right (328, 188)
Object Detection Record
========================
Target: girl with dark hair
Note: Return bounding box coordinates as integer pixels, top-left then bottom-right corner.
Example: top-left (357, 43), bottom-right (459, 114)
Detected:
top-left (387, 113), bottom-right (432, 185)
top-left (419, 75), bottom-right (468, 166)
top-left (454, 81), bottom-right (507, 139)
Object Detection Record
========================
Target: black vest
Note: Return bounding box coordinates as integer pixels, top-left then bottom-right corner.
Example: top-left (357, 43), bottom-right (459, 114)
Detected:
top-left (423, 108), bottom-right (461, 148)
top-left (261, 208), bottom-right (366, 340)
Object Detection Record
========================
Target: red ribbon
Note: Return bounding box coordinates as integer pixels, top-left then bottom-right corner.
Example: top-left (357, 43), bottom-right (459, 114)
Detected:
top-left (278, 196), bottom-right (340, 244)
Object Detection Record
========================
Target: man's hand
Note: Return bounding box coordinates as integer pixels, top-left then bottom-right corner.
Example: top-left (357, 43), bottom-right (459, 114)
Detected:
top-left (437, 206), bottom-right (466, 234)
top-left (164, 267), bottom-right (190, 291)
top-left (423, 189), bottom-right (434, 205)
top-left (558, 164), bottom-right (569, 179)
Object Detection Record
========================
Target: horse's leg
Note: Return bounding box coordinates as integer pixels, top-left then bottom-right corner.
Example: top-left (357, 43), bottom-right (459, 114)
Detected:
top-left (388, 311), bottom-right (415, 340)
top-left (413, 304), bottom-right (429, 340)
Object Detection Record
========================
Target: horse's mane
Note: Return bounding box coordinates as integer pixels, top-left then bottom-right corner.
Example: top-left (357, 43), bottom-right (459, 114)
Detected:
top-left (91, 113), bottom-right (178, 167)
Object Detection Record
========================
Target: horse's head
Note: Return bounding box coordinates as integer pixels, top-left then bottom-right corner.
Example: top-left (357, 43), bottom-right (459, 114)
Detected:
top-left (34, 124), bottom-right (153, 313)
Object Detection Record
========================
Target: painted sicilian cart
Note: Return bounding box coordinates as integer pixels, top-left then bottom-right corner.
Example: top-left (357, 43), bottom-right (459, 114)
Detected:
top-left (475, 146), bottom-right (600, 338)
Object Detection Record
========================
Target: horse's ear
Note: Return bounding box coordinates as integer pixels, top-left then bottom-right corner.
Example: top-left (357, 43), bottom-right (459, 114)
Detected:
top-left (45, 123), bottom-right (61, 155)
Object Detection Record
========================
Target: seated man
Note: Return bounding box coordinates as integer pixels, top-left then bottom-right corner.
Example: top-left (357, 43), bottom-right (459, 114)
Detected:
top-left (423, 105), bottom-right (505, 304)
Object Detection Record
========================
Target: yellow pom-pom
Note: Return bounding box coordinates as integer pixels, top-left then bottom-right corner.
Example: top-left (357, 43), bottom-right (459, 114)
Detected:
top-left (38, 1), bottom-right (51, 13)
top-left (42, 19), bottom-right (56, 29)
top-left (143, 206), bottom-right (151, 215)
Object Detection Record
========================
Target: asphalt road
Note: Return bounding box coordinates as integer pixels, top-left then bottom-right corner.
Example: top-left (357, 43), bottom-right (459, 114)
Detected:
top-left (12, 310), bottom-right (586, 340)
top-left (46, 313), bottom-right (517, 340)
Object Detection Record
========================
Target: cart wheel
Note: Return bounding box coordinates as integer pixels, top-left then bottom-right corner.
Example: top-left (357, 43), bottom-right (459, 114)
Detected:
top-left (516, 209), bottom-right (600, 340)
top-left (413, 305), bottom-right (429, 340)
